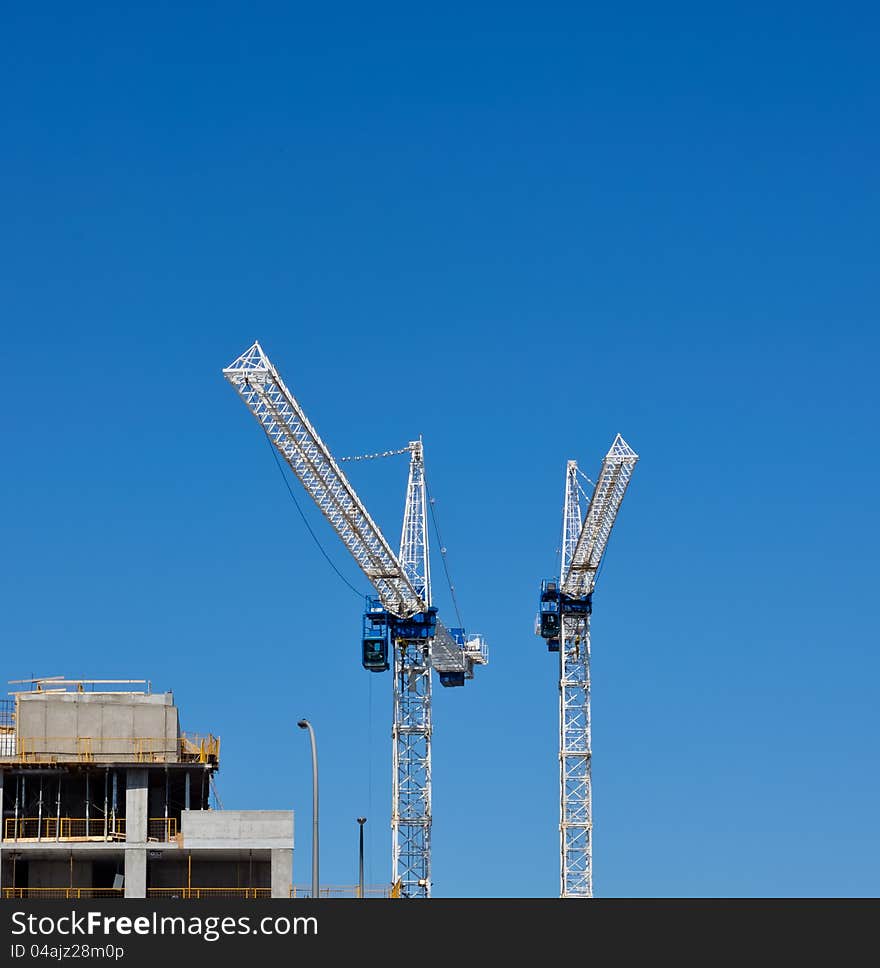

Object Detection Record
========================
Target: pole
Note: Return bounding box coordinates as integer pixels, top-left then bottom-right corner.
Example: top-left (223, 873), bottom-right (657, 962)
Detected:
top-left (357, 817), bottom-right (366, 898)
top-left (297, 720), bottom-right (319, 898)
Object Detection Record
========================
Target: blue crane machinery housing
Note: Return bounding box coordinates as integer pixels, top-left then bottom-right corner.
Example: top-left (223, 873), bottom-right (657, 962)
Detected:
top-left (538, 578), bottom-right (593, 653)
top-left (362, 597), bottom-right (438, 673)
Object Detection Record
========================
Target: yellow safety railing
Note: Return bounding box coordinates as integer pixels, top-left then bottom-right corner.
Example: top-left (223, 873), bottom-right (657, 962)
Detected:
top-left (4, 817), bottom-right (126, 841)
top-left (3, 817), bottom-right (179, 842)
top-left (147, 888), bottom-right (271, 899)
top-left (2, 888), bottom-right (124, 899)
top-left (4, 734), bottom-right (220, 765)
top-left (147, 817), bottom-right (178, 841)
top-left (179, 734), bottom-right (221, 764)
top-left (291, 885), bottom-right (392, 898)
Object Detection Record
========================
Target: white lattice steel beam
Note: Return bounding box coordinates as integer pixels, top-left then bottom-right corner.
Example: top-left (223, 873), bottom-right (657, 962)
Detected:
top-left (559, 611), bottom-right (592, 897)
top-left (557, 435), bottom-right (638, 898)
top-left (392, 642), bottom-right (432, 898)
top-left (391, 441), bottom-right (433, 897)
top-left (223, 342), bottom-right (423, 617)
top-left (562, 434), bottom-right (638, 600)
top-left (225, 344), bottom-right (487, 899)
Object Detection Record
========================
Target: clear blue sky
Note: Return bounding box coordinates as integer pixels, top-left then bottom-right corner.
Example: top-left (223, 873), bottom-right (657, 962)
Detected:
top-left (2, 2), bottom-right (878, 897)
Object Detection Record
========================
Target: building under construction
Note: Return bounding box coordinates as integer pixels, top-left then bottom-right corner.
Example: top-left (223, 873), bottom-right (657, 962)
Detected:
top-left (0, 679), bottom-right (293, 899)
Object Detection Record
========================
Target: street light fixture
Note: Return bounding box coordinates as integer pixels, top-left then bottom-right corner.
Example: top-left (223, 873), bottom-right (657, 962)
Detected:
top-left (297, 719), bottom-right (319, 899)
top-left (357, 817), bottom-right (367, 899)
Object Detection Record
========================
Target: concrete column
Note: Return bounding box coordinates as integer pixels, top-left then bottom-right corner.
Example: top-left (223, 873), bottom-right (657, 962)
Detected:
top-left (124, 849), bottom-right (147, 899)
top-left (270, 849), bottom-right (293, 899)
top-left (125, 769), bottom-right (148, 844)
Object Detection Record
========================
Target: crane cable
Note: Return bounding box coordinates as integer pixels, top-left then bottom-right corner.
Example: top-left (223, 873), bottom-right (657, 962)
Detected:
top-left (339, 445), bottom-right (412, 462)
top-left (424, 475), bottom-right (465, 630)
top-left (267, 432), bottom-right (465, 627)
top-left (328, 440), bottom-right (466, 629)
top-left (557, 467), bottom-right (599, 576)
top-left (574, 466), bottom-right (596, 506)
top-left (265, 437), bottom-right (363, 600)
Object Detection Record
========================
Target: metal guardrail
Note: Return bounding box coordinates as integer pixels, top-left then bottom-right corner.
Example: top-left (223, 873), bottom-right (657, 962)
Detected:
top-left (179, 734), bottom-right (221, 763)
top-left (2, 888), bottom-right (124, 899)
top-left (4, 817), bottom-right (126, 841)
top-left (4, 817), bottom-right (177, 842)
top-left (292, 885), bottom-right (392, 898)
top-left (2, 886), bottom-right (391, 899)
top-left (147, 888), bottom-right (271, 899)
top-left (147, 817), bottom-right (178, 841)
top-left (2, 734), bottom-right (219, 765)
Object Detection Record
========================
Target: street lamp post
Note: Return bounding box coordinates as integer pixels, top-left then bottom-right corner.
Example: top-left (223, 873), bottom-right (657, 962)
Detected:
top-left (297, 719), bottom-right (319, 899)
top-left (357, 817), bottom-right (366, 898)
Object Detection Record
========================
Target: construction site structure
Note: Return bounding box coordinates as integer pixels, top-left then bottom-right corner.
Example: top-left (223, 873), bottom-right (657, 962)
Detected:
top-left (0, 679), bottom-right (293, 899)
top-left (536, 435), bottom-right (638, 897)
top-left (223, 341), bottom-right (488, 898)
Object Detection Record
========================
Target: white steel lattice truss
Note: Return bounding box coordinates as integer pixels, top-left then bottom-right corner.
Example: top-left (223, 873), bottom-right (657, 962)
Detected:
top-left (222, 342), bottom-right (423, 618)
top-left (558, 435), bottom-right (637, 898)
top-left (562, 435), bottom-right (639, 601)
top-left (224, 344), bottom-right (448, 898)
top-left (393, 440), bottom-right (433, 898)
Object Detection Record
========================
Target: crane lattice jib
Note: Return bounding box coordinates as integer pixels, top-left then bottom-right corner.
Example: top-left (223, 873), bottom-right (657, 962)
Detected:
top-left (223, 341), bottom-right (424, 618)
top-left (561, 434), bottom-right (639, 599)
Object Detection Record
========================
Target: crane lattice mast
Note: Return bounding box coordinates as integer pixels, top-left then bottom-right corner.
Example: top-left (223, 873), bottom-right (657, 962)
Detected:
top-left (538, 434), bottom-right (638, 897)
top-left (393, 439), bottom-right (433, 897)
top-left (558, 460), bottom-right (590, 897)
top-left (224, 342), bottom-right (486, 898)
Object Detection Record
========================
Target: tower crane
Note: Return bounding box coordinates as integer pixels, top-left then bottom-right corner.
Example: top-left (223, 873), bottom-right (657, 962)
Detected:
top-left (223, 341), bottom-right (487, 898)
top-left (536, 434), bottom-right (638, 898)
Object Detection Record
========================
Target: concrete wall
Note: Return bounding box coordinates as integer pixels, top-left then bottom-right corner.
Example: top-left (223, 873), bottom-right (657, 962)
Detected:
top-left (149, 857), bottom-right (271, 890)
top-left (181, 810), bottom-right (294, 849)
top-left (27, 859), bottom-right (93, 889)
top-left (11, 693), bottom-right (179, 764)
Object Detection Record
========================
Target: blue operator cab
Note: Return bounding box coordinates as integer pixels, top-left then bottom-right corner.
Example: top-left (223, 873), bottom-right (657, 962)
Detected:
top-left (538, 579), bottom-right (594, 654)
top-left (538, 578), bottom-right (561, 652)
top-left (362, 598), bottom-right (390, 672)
